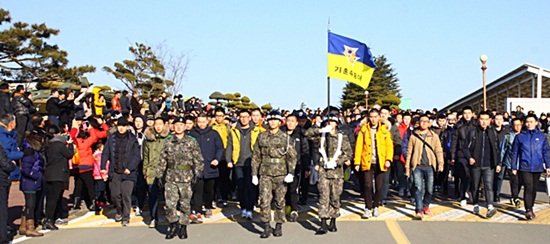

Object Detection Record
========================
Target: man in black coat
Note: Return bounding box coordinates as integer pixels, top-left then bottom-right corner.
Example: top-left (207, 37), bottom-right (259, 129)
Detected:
top-left (450, 106), bottom-right (477, 205)
top-left (462, 111), bottom-right (501, 218)
top-left (281, 113), bottom-right (310, 222)
top-left (0, 143), bottom-right (16, 244)
top-left (100, 117), bottom-right (140, 226)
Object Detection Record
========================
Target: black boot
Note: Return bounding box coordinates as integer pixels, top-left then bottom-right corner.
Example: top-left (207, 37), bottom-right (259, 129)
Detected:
top-left (165, 223), bottom-right (179, 239)
top-left (178, 224), bottom-right (188, 239)
top-left (260, 223), bottom-right (271, 239)
top-left (43, 219), bottom-right (58, 231)
top-left (73, 197), bottom-right (81, 210)
top-left (328, 218), bottom-right (337, 232)
top-left (316, 218), bottom-right (328, 235)
top-left (273, 223), bottom-right (282, 237)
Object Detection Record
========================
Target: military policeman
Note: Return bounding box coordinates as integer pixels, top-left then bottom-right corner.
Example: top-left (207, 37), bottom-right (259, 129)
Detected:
top-left (156, 116), bottom-right (204, 239)
top-left (305, 113), bottom-right (352, 235)
top-left (252, 110), bottom-right (297, 239)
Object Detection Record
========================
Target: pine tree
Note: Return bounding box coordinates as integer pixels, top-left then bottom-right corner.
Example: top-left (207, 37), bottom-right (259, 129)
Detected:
top-left (340, 55), bottom-right (401, 110)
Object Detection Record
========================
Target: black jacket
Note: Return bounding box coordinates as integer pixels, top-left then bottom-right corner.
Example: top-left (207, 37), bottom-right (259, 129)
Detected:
top-left (11, 93), bottom-right (33, 116)
top-left (451, 118), bottom-right (477, 161)
top-left (44, 135), bottom-right (74, 182)
top-left (462, 125), bottom-right (501, 168)
top-left (0, 92), bottom-right (11, 116)
top-left (101, 132), bottom-right (140, 182)
top-left (189, 127), bottom-right (223, 179)
top-left (46, 96), bottom-right (65, 116)
top-left (281, 126), bottom-right (310, 173)
top-left (0, 143), bottom-right (16, 182)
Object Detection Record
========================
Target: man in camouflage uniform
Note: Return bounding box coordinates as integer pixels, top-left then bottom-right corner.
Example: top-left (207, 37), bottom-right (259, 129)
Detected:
top-left (305, 113), bottom-right (352, 235)
top-left (156, 117), bottom-right (204, 239)
top-left (252, 111), bottom-right (297, 239)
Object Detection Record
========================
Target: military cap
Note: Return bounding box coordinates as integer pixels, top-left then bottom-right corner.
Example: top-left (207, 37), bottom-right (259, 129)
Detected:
top-left (172, 116), bottom-right (185, 124)
top-left (266, 110), bottom-right (283, 121)
top-left (323, 113), bottom-right (339, 123)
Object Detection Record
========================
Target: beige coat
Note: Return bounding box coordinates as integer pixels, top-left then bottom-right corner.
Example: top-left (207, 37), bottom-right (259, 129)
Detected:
top-left (405, 129), bottom-right (444, 172)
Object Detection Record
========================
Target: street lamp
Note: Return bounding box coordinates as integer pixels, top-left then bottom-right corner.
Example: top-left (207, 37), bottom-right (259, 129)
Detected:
top-left (480, 54), bottom-right (488, 110)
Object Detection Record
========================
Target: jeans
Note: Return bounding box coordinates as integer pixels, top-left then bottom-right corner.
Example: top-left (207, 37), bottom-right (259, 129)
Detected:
top-left (413, 166), bottom-right (434, 212)
top-left (23, 191), bottom-right (42, 220)
top-left (148, 181), bottom-right (160, 220)
top-left (95, 180), bottom-right (107, 203)
top-left (521, 171), bottom-right (541, 211)
top-left (395, 162), bottom-right (408, 191)
top-left (381, 165), bottom-right (391, 201)
top-left (494, 165), bottom-right (506, 199)
top-left (470, 166), bottom-right (494, 206)
top-left (234, 166), bottom-right (256, 211)
top-left (109, 173), bottom-right (134, 221)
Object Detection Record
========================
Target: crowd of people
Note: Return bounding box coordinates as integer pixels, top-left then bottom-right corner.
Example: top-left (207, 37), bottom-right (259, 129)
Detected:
top-left (1, 84), bottom-right (550, 242)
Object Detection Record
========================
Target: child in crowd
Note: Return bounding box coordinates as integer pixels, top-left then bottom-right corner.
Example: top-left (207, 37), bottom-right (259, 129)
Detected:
top-left (92, 142), bottom-right (108, 214)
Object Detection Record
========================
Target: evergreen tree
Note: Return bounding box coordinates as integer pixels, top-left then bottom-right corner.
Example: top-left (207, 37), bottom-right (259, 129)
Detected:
top-left (340, 55), bottom-right (401, 110)
top-left (0, 8), bottom-right (95, 83)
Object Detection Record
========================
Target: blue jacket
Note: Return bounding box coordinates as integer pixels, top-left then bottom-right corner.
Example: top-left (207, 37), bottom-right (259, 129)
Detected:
top-left (190, 127), bottom-right (223, 179)
top-left (0, 126), bottom-right (23, 161)
top-left (500, 132), bottom-right (518, 168)
top-left (20, 140), bottom-right (44, 191)
top-left (509, 129), bottom-right (550, 172)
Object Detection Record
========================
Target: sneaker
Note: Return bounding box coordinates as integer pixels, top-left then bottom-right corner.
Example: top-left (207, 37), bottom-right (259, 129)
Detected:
top-left (221, 200), bottom-right (228, 207)
top-left (486, 208), bottom-right (497, 218)
top-left (134, 207), bottom-right (141, 216)
top-left (361, 209), bottom-right (372, 219)
top-left (289, 211), bottom-right (298, 222)
top-left (514, 198), bottom-right (522, 209)
top-left (115, 214), bottom-right (122, 222)
top-left (423, 207), bottom-right (431, 215)
top-left (373, 207), bottom-right (380, 217)
top-left (381, 200), bottom-right (387, 207)
top-left (415, 211), bottom-right (424, 220)
top-left (245, 210), bottom-right (253, 220)
top-left (148, 219), bottom-right (156, 228)
top-left (525, 210), bottom-right (535, 220)
top-left (460, 199), bottom-right (467, 207)
top-left (190, 211), bottom-right (198, 223)
top-left (473, 205), bottom-right (480, 215)
top-left (196, 214), bottom-right (203, 224)
top-left (241, 209), bottom-right (247, 218)
top-left (398, 188), bottom-right (405, 197)
top-left (205, 209), bottom-right (212, 218)
top-left (122, 220), bottom-right (129, 226)
top-left (55, 218), bottom-right (68, 226)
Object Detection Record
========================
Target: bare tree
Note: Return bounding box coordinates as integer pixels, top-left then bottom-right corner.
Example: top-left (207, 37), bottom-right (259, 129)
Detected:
top-left (152, 41), bottom-right (190, 97)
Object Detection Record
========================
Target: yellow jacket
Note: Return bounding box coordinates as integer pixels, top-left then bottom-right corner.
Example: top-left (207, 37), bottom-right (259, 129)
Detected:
top-left (212, 120), bottom-right (230, 149)
top-left (229, 125), bottom-right (261, 164)
top-left (354, 122), bottom-right (394, 171)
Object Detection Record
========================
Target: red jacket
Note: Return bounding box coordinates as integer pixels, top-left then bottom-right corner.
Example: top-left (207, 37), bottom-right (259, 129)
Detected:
top-left (397, 123), bottom-right (411, 163)
top-left (111, 97), bottom-right (121, 112)
top-left (75, 124), bottom-right (109, 173)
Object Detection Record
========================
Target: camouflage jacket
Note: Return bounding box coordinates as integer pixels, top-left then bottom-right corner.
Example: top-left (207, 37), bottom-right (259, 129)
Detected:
top-left (305, 127), bottom-right (352, 179)
top-left (156, 134), bottom-right (204, 183)
top-left (252, 129), bottom-right (297, 177)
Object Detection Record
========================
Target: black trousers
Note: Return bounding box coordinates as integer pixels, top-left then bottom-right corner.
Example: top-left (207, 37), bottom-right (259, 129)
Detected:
top-left (299, 168), bottom-right (310, 203)
top-left (363, 167), bottom-right (385, 209)
top-left (0, 180), bottom-right (10, 244)
top-left (15, 115), bottom-right (29, 146)
top-left (454, 159), bottom-right (470, 199)
top-left (74, 171), bottom-right (95, 207)
top-left (132, 167), bottom-right (147, 210)
top-left (110, 173), bottom-right (134, 221)
top-left (192, 178), bottom-right (216, 213)
top-left (285, 170), bottom-right (300, 211)
top-left (521, 171), bottom-right (541, 211)
top-left (24, 191), bottom-right (42, 220)
top-left (507, 169), bottom-right (522, 199)
top-left (45, 181), bottom-right (65, 220)
top-left (435, 160), bottom-right (450, 192)
top-left (217, 160), bottom-right (233, 201)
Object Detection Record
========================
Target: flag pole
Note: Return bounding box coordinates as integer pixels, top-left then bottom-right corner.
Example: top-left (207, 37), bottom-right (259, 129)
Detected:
top-left (326, 19), bottom-right (331, 159)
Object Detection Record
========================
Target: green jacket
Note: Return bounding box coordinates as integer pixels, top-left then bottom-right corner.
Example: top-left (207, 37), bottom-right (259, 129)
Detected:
top-left (143, 124), bottom-right (170, 185)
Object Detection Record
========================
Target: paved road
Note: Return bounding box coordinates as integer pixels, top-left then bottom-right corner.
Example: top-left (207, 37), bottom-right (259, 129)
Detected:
top-left (8, 176), bottom-right (550, 243)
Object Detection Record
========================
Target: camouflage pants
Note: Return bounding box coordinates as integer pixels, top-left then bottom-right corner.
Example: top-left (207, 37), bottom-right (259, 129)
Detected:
top-left (259, 175), bottom-right (287, 223)
top-left (318, 176), bottom-right (343, 219)
top-left (165, 182), bottom-right (192, 225)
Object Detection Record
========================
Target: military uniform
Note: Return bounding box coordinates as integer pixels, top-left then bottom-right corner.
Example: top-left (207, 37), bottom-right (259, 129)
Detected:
top-left (252, 111), bottom-right (297, 238)
top-left (305, 114), bottom-right (352, 234)
top-left (156, 132), bottom-right (204, 235)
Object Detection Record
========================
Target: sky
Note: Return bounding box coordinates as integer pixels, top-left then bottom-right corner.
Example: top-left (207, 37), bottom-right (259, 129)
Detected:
top-left (2, 0), bottom-right (550, 110)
